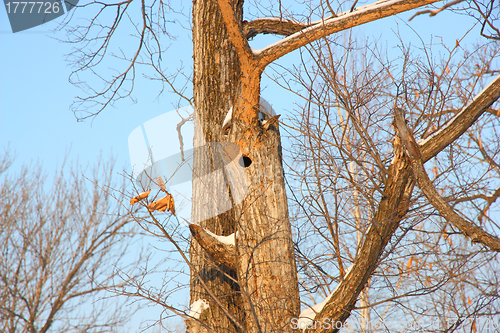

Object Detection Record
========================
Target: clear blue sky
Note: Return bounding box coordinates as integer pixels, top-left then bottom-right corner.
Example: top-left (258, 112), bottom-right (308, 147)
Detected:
top-left (0, 4), bottom-right (480, 176)
top-left (0, 1), bottom-right (485, 331)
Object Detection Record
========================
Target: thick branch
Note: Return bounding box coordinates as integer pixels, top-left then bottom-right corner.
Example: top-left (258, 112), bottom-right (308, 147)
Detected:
top-left (255, 0), bottom-right (442, 69)
top-left (242, 18), bottom-right (309, 39)
top-left (419, 74), bottom-right (500, 162)
top-left (217, 0), bottom-right (254, 66)
top-left (310, 136), bottom-right (416, 332)
top-left (189, 225), bottom-right (236, 270)
top-left (394, 107), bottom-right (500, 252)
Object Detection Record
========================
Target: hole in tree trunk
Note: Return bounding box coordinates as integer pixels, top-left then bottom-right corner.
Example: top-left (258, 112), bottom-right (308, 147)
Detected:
top-left (239, 155), bottom-right (252, 168)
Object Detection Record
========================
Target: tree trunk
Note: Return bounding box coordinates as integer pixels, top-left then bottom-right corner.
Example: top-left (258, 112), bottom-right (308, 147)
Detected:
top-left (189, 0), bottom-right (245, 332)
top-left (231, 71), bottom-right (300, 333)
top-left (190, 1), bottom-right (300, 332)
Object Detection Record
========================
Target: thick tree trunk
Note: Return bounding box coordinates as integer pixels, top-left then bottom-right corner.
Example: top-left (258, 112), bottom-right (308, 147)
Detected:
top-left (189, 0), bottom-right (245, 332)
top-left (230, 71), bottom-right (300, 333)
top-left (190, 1), bottom-right (300, 332)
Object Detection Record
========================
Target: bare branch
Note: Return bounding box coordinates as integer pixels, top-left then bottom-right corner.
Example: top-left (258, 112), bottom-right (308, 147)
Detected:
top-left (242, 18), bottom-right (309, 39)
top-left (255, 0), bottom-right (443, 69)
top-left (409, 0), bottom-right (464, 20)
top-left (419, 74), bottom-right (500, 162)
top-left (394, 107), bottom-right (500, 251)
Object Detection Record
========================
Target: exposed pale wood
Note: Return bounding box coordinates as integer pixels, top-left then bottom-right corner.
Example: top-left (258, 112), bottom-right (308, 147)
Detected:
top-left (262, 114), bottom-right (280, 130)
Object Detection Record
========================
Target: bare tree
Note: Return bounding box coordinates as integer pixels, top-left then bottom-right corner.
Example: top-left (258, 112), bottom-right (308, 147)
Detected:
top-left (279, 29), bottom-right (500, 332)
top-left (0, 152), bottom-right (143, 333)
top-left (58, 0), bottom-right (500, 332)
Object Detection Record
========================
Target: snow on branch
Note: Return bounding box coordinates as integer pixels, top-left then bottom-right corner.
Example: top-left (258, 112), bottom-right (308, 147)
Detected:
top-left (297, 265), bottom-right (354, 330)
top-left (394, 107), bottom-right (500, 252)
top-left (254, 0), bottom-right (442, 69)
top-left (419, 74), bottom-right (500, 162)
top-left (189, 224), bottom-right (236, 270)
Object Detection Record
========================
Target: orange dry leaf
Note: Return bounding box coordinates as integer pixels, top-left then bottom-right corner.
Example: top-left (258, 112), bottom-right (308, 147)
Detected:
top-left (468, 296), bottom-right (472, 305)
top-left (130, 190), bottom-right (151, 205)
top-left (147, 192), bottom-right (176, 215)
top-left (432, 166), bottom-right (438, 178)
top-left (446, 66), bottom-right (450, 75)
top-left (407, 257), bottom-right (413, 269)
top-left (472, 319), bottom-right (477, 333)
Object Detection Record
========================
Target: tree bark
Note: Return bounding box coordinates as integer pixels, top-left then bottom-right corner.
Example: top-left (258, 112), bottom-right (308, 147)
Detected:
top-left (190, 1), bottom-right (299, 332)
top-left (189, 0), bottom-right (245, 331)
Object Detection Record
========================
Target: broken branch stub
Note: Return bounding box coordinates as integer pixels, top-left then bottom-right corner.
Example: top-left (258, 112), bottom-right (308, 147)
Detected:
top-left (189, 224), bottom-right (236, 270)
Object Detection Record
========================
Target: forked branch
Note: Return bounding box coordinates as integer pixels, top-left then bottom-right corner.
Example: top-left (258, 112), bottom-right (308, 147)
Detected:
top-left (394, 107), bottom-right (500, 252)
top-left (409, 0), bottom-right (464, 20)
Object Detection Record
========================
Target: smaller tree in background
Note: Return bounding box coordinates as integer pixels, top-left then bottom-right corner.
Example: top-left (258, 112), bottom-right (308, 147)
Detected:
top-left (0, 151), bottom-right (144, 333)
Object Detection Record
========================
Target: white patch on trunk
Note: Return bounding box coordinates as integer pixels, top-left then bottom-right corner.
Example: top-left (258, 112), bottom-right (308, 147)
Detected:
top-left (223, 107), bottom-right (233, 126)
top-left (189, 299), bottom-right (210, 319)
